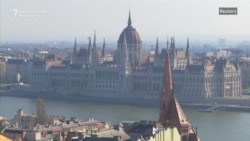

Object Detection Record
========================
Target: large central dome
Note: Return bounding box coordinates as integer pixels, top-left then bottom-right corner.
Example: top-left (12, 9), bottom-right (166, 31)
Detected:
top-left (118, 12), bottom-right (141, 45)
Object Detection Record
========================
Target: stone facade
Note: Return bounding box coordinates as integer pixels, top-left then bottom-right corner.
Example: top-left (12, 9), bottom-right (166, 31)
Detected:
top-left (28, 13), bottom-right (242, 103)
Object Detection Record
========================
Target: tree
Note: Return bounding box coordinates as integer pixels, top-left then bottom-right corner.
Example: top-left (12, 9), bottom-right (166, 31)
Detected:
top-left (36, 97), bottom-right (47, 125)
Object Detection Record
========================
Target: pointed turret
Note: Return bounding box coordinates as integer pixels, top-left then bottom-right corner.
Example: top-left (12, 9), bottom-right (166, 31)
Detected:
top-left (88, 37), bottom-right (92, 53)
top-left (155, 38), bottom-right (160, 56)
top-left (170, 37), bottom-right (175, 57)
top-left (74, 37), bottom-right (78, 54)
top-left (186, 38), bottom-right (191, 66)
top-left (87, 37), bottom-right (92, 65)
top-left (186, 38), bottom-right (190, 57)
top-left (93, 31), bottom-right (97, 49)
top-left (102, 38), bottom-right (106, 57)
top-left (128, 10), bottom-right (132, 27)
top-left (172, 38), bottom-right (175, 49)
top-left (92, 31), bottom-right (99, 66)
top-left (166, 37), bottom-right (170, 52)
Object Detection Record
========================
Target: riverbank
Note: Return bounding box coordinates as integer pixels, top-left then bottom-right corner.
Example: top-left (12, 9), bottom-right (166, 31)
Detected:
top-left (0, 89), bottom-right (159, 107)
top-left (2, 89), bottom-right (250, 113)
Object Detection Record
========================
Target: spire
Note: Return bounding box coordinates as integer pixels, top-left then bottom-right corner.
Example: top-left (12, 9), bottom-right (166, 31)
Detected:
top-left (158, 42), bottom-right (173, 123)
top-left (167, 37), bottom-right (169, 52)
top-left (128, 10), bottom-right (132, 26)
top-left (88, 37), bottom-right (92, 53)
top-left (74, 37), bottom-right (77, 54)
top-left (92, 31), bottom-right (99, 65)
top-left (160, 45), bottom-right (173, 103)
top-left (167, 39), bottom-right (169, 49)
top-left (155, 38), bottom-right (160, 56)
top-left (186, 38), bottom-right (189, 57)
top-left (102, 38), bottom-right (106, 57)
top-left (186, 38), bottom-right (190, 66)
top-left (93, 31), bottom-right (97, 49)
top-left (172, 37), bottom-right (175, 49)
top-left (158, 44), bottom-right (191, 131)
top-left (87, 37), bottom-right (92, 65)
top-left (170, 37), bottom-right (175, 57)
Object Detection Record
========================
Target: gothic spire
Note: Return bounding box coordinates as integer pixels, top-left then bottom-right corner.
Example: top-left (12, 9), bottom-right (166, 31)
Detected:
top-left (186, 38), bottom-right (190, 66)
top-left (170, 37), bottom-right (175, 57)
top-left (87, 37), bottom-right (92, 65)
top-left (102, 38), bottom-right (106, 57)
top-left (155, 38), bottom-right (160, 56)
top-left (167, 37), bottom-right (170, 51)
top-left (128, 10), bottom-right (132, 26)
top-left (158, 44), bottom-right (191, 131)
top-left (172, 37), bottom-right (175, 49)
top-left (88, 37), bottom-right (92, 53)
top-left (159, 42), bottom-right (173, 124)
top-left (74, 37), bottom-right (77, 54)
top-left (92, 31), bottom-right (99, 65)
top-left (186, 38), bottom-right (189, 57)
top-left (93, 30), bottom-right (97, 49)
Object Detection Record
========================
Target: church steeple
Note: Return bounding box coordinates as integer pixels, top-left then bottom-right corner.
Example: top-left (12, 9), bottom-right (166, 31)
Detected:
top-left (128, 10), bottom-right (132, 27)
top-left (159, 45), bottom-right (173, 116)
top-left (158, 43), bottom-right (191, 135)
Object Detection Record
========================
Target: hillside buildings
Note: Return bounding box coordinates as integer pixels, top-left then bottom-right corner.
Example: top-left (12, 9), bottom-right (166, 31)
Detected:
top-left (0, 46), bottom-right (200, 141)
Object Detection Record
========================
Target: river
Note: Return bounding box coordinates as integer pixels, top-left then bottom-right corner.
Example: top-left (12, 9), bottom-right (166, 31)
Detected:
top-left (0, 96), bottom-right (250, 141)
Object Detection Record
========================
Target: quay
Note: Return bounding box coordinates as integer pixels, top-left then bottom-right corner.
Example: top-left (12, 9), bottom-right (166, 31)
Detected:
top-left (2, 87), bottom-right (250, 113)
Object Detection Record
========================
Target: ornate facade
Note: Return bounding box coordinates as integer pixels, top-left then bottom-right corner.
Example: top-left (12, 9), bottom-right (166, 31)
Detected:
top-left (29, 12), bottom-right (242, 103)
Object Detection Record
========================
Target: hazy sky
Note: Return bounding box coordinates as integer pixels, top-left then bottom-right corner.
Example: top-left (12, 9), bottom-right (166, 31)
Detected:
top-left (1, 0), bottom-right (250, 42)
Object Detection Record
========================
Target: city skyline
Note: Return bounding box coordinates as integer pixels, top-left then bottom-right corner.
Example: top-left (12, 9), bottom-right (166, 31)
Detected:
top-left (1, 0), bottom-right (250, 42)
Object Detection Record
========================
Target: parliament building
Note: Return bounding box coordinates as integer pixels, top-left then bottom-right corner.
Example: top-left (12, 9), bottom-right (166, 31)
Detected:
top-left (28, 12), bottom-right (242, 102)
